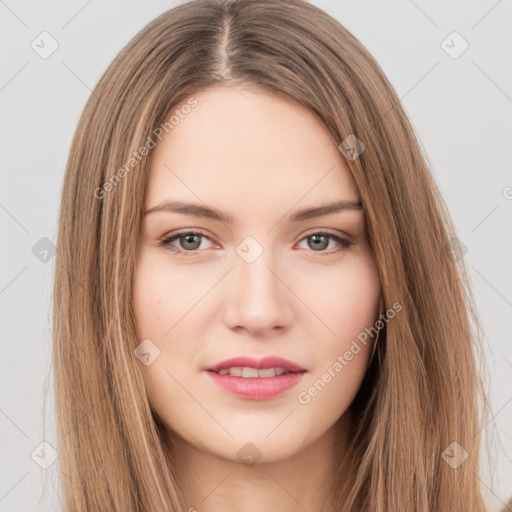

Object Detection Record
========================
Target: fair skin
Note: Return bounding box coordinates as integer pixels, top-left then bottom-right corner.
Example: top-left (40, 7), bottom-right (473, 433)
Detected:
top-left (133, 86), bottom-right (381, 512)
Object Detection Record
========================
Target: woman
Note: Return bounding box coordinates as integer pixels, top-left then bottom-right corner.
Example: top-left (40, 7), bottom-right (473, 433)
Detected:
top-left (52, 0), bottom-right (502, 510)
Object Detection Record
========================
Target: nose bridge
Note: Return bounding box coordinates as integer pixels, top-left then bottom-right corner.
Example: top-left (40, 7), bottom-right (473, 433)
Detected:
top-left (236, 234), bottom-right (283, 300)
top-left (225, 234), bottom-right (293, 331)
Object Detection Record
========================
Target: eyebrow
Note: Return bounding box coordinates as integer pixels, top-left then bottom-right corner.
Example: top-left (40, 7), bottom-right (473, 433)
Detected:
top-left (144, 199), bottom-right (363, 223)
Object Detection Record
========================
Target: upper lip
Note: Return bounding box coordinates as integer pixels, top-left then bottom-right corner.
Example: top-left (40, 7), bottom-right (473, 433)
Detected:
top-left (205, 356), bottom-right (306, 373)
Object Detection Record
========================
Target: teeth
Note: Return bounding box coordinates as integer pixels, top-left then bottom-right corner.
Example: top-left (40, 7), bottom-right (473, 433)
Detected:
top-left (242, 367), bottom-right (259, 378)
top-left (257, 368), bottom-right (277, 378)
top-left (228, 367), bottom-right (242, 377)
top-left (216, 367), bottom-right (290, 378)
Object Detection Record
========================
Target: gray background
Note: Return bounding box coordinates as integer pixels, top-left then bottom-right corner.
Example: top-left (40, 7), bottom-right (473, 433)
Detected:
top-left (1, 1), bottom-right (511, 510)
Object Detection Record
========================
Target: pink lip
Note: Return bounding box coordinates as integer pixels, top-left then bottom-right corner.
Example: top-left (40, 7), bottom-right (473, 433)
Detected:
top-left (205, 371), bottom-right (306, 400)
top-left (204, 356), bottom-right (307, 400)
top-left (205, 356), bottom-right (306, 373)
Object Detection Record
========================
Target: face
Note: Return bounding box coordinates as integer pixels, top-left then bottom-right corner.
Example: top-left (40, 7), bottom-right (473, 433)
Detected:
top-left (133, 86), bottom-right (381, 464)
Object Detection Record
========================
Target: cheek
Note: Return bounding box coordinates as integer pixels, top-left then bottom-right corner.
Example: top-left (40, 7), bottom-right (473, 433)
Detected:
top-left (334, 264), bottom-right (380, 339)
top-left (301, 253), bottom-right (380, 343)
top-left (298, 256), bottom-right (379, 393)
top-left (132, 252), bottom-right (186, 339)
top-left (299, 255), bottom-right (380, 409)
top-left (132, 251), bottom-right (206, 374)
top-left (133, 279), bottom-right (165, 340)
top-left (132, 255), bottom-right (197, 412)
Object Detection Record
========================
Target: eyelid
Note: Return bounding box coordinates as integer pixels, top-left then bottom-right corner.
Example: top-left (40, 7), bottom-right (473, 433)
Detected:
top-left (159, 228), bottom-right (354, 258)
top-left (159, 228), bottom-right (217, 249)
top-left (161, 227), bottom-right (351, 243)
top-left (301, 227), bottom-right (352, 240)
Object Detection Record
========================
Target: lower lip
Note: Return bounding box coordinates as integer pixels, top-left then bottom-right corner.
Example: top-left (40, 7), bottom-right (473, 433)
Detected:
top-left (205, 370), bottom-right (306, 400)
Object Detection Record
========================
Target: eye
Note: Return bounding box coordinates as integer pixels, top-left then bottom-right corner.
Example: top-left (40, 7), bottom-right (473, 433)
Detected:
top-left (159, 230), bottom-right (215, 257)
top-left (296, 231), bottom-right (354, 255)
top-left (158, 230), bottom-right (354, 258)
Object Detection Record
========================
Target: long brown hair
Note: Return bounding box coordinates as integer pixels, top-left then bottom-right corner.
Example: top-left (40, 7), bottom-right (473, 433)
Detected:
top-left (51, 0), bottom-right (498, 510)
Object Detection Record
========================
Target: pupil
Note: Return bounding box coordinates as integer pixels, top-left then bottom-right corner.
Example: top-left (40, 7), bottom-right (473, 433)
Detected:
top-left (183, 234), bottom-right (200, 250)
top-left (309, 234), bottom-right (328, 251)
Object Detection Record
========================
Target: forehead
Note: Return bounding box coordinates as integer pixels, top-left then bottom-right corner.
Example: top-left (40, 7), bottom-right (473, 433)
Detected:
top-left (145, 87), bottom-right (360, 212)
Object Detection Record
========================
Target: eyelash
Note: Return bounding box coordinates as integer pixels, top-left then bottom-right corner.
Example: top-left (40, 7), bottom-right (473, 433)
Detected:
top-left (158, 230), bottom-right (354, 258)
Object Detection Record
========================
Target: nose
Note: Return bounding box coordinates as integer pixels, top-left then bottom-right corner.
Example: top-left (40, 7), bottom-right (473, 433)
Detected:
top-left (222, 245), bottom-right (294, 335)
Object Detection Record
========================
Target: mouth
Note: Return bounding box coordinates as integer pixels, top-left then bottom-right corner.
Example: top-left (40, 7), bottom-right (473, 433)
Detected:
top-left (208, 366), bottom-right (299, 378)
top-left (204, 365), bottom-right (306, 400)
top-left (204, 356), bottom-right (307, 400)
top-left (205, 355), bottom-right (306, 374)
